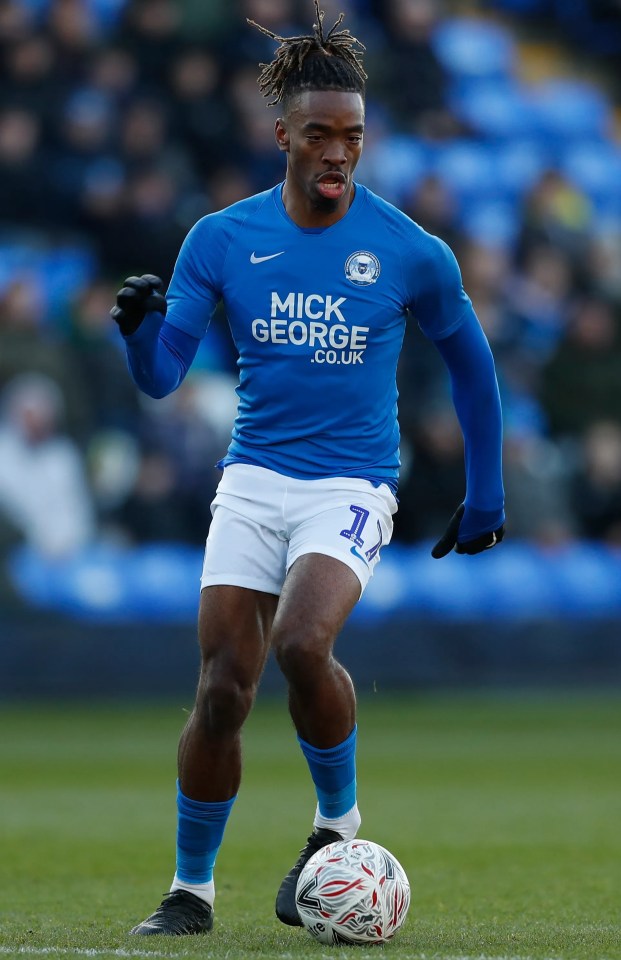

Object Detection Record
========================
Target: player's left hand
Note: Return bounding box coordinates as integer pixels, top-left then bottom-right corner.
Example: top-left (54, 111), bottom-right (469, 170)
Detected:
top-left (431, 503), bottom-right (505, 559)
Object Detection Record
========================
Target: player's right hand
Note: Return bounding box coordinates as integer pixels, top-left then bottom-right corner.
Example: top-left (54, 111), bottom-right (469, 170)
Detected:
top-left (110, 274), bottom-right (167, 336)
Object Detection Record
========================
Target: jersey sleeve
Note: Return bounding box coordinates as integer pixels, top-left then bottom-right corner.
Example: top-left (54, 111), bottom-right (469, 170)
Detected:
top-left (404, 233), bottom-right (473, 341)
top-left (164, 214), bottom-right (227, 338)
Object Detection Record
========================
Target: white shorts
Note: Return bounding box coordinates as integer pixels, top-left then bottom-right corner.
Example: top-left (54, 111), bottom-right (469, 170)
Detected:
top-left (200, 463), bottom-right (398, 596)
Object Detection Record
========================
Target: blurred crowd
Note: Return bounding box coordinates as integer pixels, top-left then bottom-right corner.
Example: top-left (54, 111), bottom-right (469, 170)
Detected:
top-left (1, 0), bottom-right (621, 573)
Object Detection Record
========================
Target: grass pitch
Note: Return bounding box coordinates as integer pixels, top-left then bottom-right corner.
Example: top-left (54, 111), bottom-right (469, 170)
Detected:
top-left (0, 691), bottom-right (619, 960)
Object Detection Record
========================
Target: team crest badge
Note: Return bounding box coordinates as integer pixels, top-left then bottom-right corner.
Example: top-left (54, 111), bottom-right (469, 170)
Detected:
top-left (345, 250), bottom-right (381, 285)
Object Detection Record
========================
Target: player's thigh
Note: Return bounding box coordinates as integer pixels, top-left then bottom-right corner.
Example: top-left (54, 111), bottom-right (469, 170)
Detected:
top-left (271, 552), bottom-right (360, 659)
top-left (198, 502), bottom-right (283, 680)
top-left (198, 583), bottom-right (278, 683)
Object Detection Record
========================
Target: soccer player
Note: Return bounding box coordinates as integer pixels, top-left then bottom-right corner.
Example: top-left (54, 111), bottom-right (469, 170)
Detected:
top-left (112, 1), bottom-right (505, 936)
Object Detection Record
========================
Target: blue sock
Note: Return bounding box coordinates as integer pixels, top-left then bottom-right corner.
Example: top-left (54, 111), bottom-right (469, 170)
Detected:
top-left (297, 726), bottom-right (357, 819)
top-left (175, 781), bottom-right (236, 884)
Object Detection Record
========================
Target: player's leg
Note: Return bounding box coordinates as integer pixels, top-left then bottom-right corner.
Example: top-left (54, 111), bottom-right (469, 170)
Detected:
top-left (173, 583), bottom-right (279, 881)
top-left (272, 553), bottom-right (362, 925)
top-left (178, 584), bottom-right (278, 800)
top-left (274, 552), bottom-right (359, 746)
top-left (131, 472), bottom-right (288, 935)
top-left (131, 584), bottom-right (278, 936)
top-left (272, 479), bottom-right (397, 925)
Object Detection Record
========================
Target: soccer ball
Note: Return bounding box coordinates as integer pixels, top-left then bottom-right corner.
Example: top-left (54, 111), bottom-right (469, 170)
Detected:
top-left (295, 838), bottom-right (410, 945)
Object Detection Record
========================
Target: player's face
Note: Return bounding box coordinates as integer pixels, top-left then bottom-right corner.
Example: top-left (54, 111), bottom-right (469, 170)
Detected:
top-left (276, 90), bottom-right (365, 225)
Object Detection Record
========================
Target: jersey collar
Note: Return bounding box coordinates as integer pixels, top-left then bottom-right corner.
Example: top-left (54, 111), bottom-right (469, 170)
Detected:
top-left (273, 181), bottom-right (365, 234)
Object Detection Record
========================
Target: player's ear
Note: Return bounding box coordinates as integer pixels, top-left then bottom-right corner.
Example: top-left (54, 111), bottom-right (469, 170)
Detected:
top-left (275, 118), bottom-right (290, 152)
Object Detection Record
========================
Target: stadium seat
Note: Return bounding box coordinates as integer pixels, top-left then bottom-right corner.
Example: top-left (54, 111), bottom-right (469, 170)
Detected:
top-left (431, 18), bottom-right (516, 79)
top-left (485, 0), bottom-right (547, 10)
top-left (432, 140), bottom-right (498, 202)
top-left (0, 241), bottom-right (95, 321)
top-left (459, 199), bottom-right (520, 248)
top-left (9, 540), bottom-right (621, 623)
top-left (449, 80), bottom-right (538, 140)
top-left (40, 247), bottom-right (97, 321)
top-left (356, 135), bottom-right (433, 205)
top-left (18, 0), bottom-right (127, 29)
top-left (560, 141), bottom-right (621, 216)
top-left (491, 140), bottom-right (551, 200)
top-left (532, 78), bottom-right (611, 141)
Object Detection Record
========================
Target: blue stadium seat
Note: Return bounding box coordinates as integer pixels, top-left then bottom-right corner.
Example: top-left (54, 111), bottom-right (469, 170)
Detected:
top-left (9, 540), bottom-right (621, 622)
top-left (491, 139), bottom-right (551, 200)
top-left (356, 135), bottom-right (433, 205)
top-left (40, 248), bottom-right (96, 321)
top-left (532, 79), bottom-right (611, 141)
top-left (560, 141), bottom-right (621, 215)
top-left (0, 240), bottom-right (95, 322)
top-left (433, 140), bottom-right (498, 202)
top-left (485, 0), bottom-right (548, 10)
top-left (18, 0), bottom-right (127, 28)
top-left (450, 80), bottom-right (538, 140)
top-left (432, 18), bottom-right (516, 79)
top-left (459, 199), bottom-right (520, 248)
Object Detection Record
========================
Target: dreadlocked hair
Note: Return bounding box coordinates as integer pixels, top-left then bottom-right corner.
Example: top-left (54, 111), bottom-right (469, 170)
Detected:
top-left (248, 0), bottom-right (367, 108)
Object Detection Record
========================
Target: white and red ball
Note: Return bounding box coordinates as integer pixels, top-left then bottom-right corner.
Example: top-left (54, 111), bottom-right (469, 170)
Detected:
top-left (295, 838), bottom-right (410, 945)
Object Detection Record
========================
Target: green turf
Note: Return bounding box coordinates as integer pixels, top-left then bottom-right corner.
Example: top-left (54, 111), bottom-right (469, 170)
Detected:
top-left (0, 692), bottom-right (619, 960)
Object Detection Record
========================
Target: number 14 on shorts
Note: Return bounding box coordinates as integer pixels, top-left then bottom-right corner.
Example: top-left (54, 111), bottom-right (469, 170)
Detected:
top-left (340, 505), bottom-right (383, 564)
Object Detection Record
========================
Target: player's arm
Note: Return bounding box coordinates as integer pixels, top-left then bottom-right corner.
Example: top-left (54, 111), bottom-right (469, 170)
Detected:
top-left (407, 235), bottom-right (504, 556)
top-left (430, 309), bottom-right (505, 558)
top-left (110, 274), bottom-right (201, 399)
top-left (110, 217), bottom-right (222, 398)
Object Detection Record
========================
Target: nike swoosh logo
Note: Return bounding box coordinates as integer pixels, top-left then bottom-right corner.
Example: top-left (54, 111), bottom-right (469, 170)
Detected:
top-left (350, 545), bottom-right (368, 564)
top-left (250, 251), bottom-right (285, 264)
top-left (484, 532), bottom-right (497, 550)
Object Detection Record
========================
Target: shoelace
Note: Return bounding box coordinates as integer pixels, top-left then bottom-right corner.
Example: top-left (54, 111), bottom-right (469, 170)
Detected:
top-left (291, 831), bottom-right (335, 871)
top-left (148, 891), bottom-right (211, 934)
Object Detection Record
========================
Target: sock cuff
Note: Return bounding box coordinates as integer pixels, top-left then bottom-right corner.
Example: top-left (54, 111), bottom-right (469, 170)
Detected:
top-left (176, 781), bottom-right (237, 820)
top-left (297, 725), bottom-right (357, 764)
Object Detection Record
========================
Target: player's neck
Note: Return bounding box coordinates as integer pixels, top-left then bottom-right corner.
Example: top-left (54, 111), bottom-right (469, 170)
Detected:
top-left (282, 180), bottom-right (355, 228)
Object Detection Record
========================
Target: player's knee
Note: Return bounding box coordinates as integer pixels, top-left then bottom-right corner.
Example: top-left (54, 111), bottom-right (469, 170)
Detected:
top-left (195, 668), bottom-right (255, 736)
top-left (273, 626), bottom-right (331, 684)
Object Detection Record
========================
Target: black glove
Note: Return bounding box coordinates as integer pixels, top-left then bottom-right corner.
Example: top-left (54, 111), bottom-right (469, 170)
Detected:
top-left (431, 503), bottom-right (505, 559)
top-left (110, 274), bottom-right (167, 336)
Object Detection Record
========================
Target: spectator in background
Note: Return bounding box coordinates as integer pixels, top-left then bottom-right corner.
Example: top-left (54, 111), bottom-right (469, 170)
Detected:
top-left (223, 0), bottom-right (302, 65)
top-left (114, 447), bottom-right (207, 544)
top-left (50, 89), bottom-right (117, 228)
top-left (402, 173), bottom-right (463, 253)
top-left (68, 279), bottom-right (141, 437)
top-left (88, 44), bottom-right (139, 105)
top-left (120, 0), bottom-right (183, 86)
top-left (571, 421), bottom-right (621, 545)
top-left (540, 295), bottom-right (621, 439)
top-left (372, 0), bottom-right (458, 138)
top-left (516, 170), bottom-right (592, 272)
top-left (503, 241), bottom-right (574, 397)
top-left (393, 403), bottom-right (468, 542)
top-left (0, 31), bottom-right (59, 136)
top-left (586, 228), bottom-right (621, 304)
top-left (167, 47), bottom-right (234, 178)
top-left (46, 0), bottom-right (98, 83)
top-left (502, 425), bottom-right (576, 546)
top-left (227, 63), bottom-right (287, 189)
top-left (0, 373), bottom-right (96, 557)
top-left (0, 279), bottom-right (89, 441)
top-left (0, 0), bottom-right (34, 50)
top-left (105, 166), bottom-right (189, 281)
top-left (0, 108), bottom-right (53, 227)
